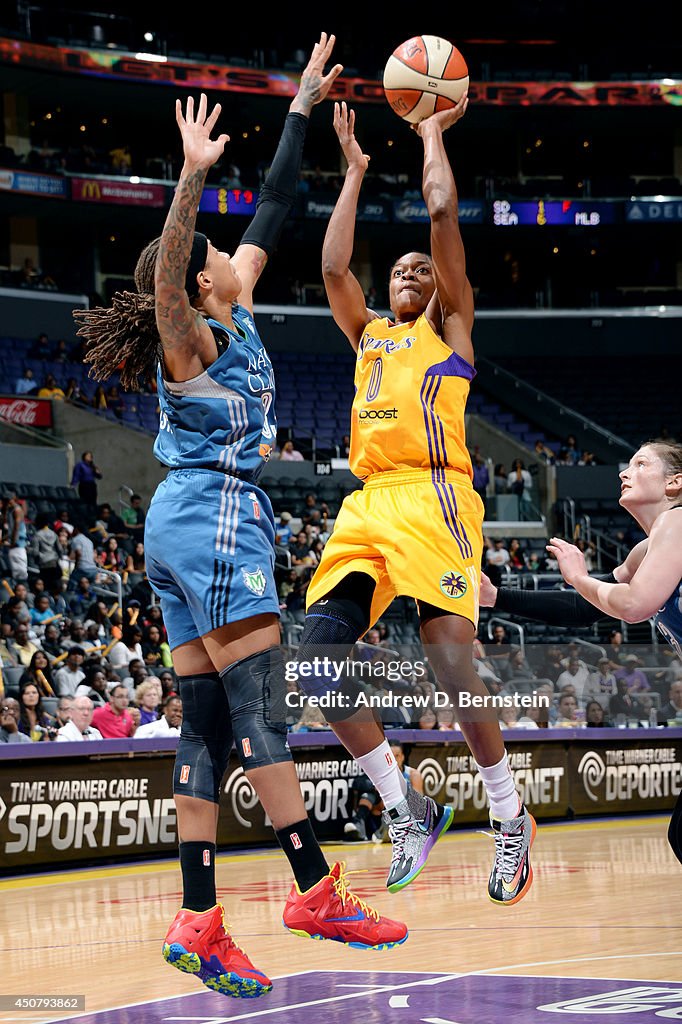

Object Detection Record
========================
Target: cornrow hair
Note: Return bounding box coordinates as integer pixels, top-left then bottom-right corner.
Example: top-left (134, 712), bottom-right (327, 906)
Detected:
top-left (72, 237), bottom-right (162, 392)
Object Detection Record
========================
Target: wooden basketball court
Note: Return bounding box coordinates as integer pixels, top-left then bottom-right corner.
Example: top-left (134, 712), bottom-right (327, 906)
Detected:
top-left (1, 815), bottom-right (680, 1023)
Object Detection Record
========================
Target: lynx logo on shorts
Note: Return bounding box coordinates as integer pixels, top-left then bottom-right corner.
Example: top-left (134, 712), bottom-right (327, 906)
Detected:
top-left (242, 566), bottom-right (267, 596)
top-left (242, 737), bottom-right (252, 758)
top-left (440, 571), bottom-right (468, 599)
top-left (291, 832), bottom-right (302, 850)
top-left (179, 764), bottom-right (191, 784)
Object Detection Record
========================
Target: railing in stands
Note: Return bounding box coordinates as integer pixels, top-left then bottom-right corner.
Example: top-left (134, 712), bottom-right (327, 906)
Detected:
top-left (487, 615), bottom-right (526, 655)
top-left (577, 513), bottom-right (627, 572)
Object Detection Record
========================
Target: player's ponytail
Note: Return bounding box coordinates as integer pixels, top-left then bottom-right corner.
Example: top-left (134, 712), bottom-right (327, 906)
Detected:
top-left (72, 237), bottom-right (162, 391)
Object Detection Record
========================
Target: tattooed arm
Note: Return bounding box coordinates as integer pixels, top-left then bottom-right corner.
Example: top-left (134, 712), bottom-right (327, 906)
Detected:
top-left (233, 32), bottom-right (342, 311)
top-left (154, 94), bottom-right (229, 382)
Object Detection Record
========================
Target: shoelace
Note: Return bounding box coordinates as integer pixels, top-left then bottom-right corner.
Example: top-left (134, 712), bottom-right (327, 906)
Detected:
top-left (494, 830), bottom-right (525, 880)
top-left (332, 863), bottom-right (380, 922)
top-left (214, 906), bottom-right (249, 958)
top-left (387, 814), bottom-right (413, 863)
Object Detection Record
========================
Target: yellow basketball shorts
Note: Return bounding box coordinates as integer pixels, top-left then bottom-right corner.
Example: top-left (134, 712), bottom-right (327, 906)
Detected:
top-left (306, 468), bottom-right (484, 628)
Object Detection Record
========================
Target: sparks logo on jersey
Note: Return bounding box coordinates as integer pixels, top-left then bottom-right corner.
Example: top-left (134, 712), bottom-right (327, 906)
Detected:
top-left (359, 335), bottom-right (415, 356)
top-left (440, 571), bottom-right (468, 599)
top-left (203, 849), bottom-right (211, 866)
top-left (291, 832), bottom-right (302, 850)
top-left (242, 737), bottom-right (252, 758)
top-left (179, 765), bottom-right (191, 784)
top-left (242, 566), bottom-right (267, 596)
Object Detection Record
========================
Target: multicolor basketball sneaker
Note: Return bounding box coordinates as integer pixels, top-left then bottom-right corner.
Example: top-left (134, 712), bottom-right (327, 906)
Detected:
top-left (488, 804), bottom-right (537, 906)
top-left (283, 861), bottom-right (408, 950)
top-left (384, 786), bottom-right (455, 893)
top-left (163, 903), bottom-right (272, 998)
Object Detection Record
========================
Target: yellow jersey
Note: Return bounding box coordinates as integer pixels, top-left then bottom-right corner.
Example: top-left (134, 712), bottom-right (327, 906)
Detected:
top-left (349, 313), bottom-right (474, 481)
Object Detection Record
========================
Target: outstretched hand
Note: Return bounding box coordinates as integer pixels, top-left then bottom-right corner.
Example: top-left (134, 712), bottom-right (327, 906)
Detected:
top-left (176, 93), bottom-right (229, 170)
top-left (333, 102), bottom-right (370, 171)
top-left (413, 91), bottom-right (469, 136)
top-left (478, 572), bottom-right (498, 607)
top-left (546, 537), bottom-right (588, 586)
top-left (291, 32), bottom-right (343, 115)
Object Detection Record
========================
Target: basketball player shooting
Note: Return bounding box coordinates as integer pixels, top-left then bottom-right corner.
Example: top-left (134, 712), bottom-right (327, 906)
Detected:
top-left (292, 96), bottom-right (536, 906)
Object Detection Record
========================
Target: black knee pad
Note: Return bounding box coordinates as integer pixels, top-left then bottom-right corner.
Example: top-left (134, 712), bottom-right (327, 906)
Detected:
top-left (173, 672), bottom-right (233, 804)
top-left (221, 646), bottom-right (292, 770)
top-left (669, 789), bottom-right (682, 866)
top-left (296, 586), bottom-right (372, 699)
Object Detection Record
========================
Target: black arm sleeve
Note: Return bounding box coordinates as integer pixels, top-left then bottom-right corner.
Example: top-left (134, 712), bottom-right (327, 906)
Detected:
top-left (239, 112), bottom-right (307, 256)
top-left (493, 574), bottom-right (618, 626)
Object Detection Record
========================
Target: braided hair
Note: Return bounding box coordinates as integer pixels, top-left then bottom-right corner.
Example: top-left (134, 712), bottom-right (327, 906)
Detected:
top-left (72, 238), bottom-right (162, 391)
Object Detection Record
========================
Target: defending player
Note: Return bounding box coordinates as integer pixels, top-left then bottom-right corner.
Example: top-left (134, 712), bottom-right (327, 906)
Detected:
top-left (73, 36), bottom-right (407, 1002)
top-left (481, 440), bottom-right (682, 866)
top-left (294, 98), bottom-right (536, 904)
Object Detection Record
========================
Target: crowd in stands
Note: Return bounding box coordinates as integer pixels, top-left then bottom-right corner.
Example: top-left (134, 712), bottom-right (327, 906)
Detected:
top-left (2, 475), bottom-right (681, 747)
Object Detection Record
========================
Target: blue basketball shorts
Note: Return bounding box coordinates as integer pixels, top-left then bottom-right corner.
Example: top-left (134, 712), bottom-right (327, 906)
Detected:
top-left (144, 469), bottom-right (279, 650)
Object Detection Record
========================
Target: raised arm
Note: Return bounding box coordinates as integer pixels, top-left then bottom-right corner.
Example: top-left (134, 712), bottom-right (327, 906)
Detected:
top-left (321, 102), bottom-right (374, 351)
top-left (414, 95), bottom-right (474, 362)
top-left (548, 518), bottom-right (682, 623)
top-left (234, 32), bottom-right (342, 309)
top-left (478, 539), bottom-right (650, 626)
top-left (154, 94), bottom-right (229, 380)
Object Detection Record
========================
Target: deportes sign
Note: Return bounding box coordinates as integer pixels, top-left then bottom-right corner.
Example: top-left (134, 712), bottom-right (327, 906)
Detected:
top-left (0, 396), bottom-right (53, 427)
top-left (570, 739), bottom-right (682, 814)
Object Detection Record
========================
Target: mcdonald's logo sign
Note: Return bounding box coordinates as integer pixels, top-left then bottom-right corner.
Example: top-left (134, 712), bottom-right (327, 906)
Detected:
top-left (73, 178), bottom-right (103, 202)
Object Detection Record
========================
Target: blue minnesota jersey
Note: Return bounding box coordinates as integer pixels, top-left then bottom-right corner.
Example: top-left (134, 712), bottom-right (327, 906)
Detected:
top-left (655, 581), bottom-right (682, 660)
top-left (153, 305), bottom-right (276, 482)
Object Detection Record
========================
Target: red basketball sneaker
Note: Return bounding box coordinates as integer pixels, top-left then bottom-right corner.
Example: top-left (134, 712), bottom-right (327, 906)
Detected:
top-left (282, 861), bottom-right (408, 950)
top-left (163, 903), bottom-right (272, 998)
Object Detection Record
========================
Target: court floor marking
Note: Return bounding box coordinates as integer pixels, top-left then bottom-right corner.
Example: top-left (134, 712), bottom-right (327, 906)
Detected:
top-left (0, 815), bottom-right (667, 892)
top-left (30, 954), bottom-right (682, 1024)
top-left (469, 951), bottom-right (682, 975)
top-left (34, 972), bottom-right (461, 1024)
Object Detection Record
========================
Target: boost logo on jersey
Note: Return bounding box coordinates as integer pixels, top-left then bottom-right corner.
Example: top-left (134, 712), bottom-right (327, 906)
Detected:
top-left (358, 407), bottom-right (399, 420)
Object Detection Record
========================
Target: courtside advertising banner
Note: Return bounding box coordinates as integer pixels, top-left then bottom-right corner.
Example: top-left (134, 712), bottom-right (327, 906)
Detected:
top-left (409, 741), bottom-right (570, 824)
top-left (569, 738), bottom-right (682, 815)
top-left (1, 735), bottom-right (680, 870)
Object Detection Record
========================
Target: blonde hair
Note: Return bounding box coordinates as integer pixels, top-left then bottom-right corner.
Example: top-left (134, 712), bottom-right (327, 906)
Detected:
top-left (135, 678), bottom-right (163, 704)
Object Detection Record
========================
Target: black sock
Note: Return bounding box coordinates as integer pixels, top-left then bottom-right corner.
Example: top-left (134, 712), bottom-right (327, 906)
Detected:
top-left (179, 841), bottom-right (217, 912)
top-left (275, 818), bottom-right (329, 892)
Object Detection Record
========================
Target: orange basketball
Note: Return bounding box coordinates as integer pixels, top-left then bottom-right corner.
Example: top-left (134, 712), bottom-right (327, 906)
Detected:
top-left (383, 35), bottom-right (469, 124)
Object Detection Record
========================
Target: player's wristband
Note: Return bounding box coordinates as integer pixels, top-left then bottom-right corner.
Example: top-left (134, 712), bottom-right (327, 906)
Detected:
top-left (239, 112), bottom-right (307, 256)
top-left (493, 573), bottom-right (617, 626)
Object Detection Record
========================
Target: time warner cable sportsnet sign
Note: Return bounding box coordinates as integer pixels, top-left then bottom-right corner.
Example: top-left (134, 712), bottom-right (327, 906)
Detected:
top-left (1, 734), bottom-right (681, 870)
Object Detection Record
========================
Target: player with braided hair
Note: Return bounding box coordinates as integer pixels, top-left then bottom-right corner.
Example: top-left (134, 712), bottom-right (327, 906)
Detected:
top-left (74, 34), bottom-right (408, 1001)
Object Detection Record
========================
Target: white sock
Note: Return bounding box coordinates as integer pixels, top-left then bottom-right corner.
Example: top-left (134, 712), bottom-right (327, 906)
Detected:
top-left (356, 740), bottom-right (407, 811)
top-left (474, 753), bottom-right (521, 821)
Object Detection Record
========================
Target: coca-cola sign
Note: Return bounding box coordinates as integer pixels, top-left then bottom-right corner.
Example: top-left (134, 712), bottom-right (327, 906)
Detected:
top-left (0, 396), bottom-right (53, 427)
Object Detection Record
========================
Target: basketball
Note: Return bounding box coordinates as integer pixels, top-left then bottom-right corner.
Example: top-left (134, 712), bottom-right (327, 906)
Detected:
top-left (383, 35), bottom-right (469, 124)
